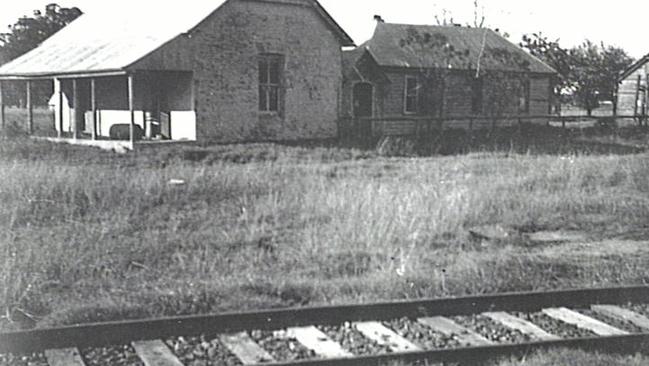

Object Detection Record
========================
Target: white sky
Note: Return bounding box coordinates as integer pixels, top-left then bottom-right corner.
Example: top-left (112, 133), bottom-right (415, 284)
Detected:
top-left (0, 0), bottom-right (647, 58)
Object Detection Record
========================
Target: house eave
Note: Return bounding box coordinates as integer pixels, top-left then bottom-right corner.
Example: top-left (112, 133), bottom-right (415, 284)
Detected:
top-left (0, 69), bottom-right (128, 80)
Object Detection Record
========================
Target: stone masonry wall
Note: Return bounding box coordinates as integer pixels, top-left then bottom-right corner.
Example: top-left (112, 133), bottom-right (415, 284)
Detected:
top-left (186, 0), bottom-right (343, 142)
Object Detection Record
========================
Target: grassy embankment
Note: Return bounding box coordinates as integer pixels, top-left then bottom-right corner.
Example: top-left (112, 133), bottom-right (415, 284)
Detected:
top-left (0, 132), bottom-right (648, 333)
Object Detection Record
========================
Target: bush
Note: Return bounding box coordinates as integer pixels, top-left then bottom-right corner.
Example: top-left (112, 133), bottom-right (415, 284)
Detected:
top-left (376, 136), bottom-right (418, 157)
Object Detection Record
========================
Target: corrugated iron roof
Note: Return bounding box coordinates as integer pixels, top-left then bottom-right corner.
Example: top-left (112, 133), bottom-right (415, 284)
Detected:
top-left (362, 22), bottom-right (556, 74)
top-left (0, 0), bottom-right (354, 78)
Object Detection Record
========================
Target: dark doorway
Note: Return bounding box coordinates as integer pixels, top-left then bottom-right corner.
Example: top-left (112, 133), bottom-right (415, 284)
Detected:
top-left (353, 82), bottom-right (373, 117)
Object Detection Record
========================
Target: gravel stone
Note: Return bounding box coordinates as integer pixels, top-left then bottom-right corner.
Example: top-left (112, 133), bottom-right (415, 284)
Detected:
top-left (318, 323), bottom-right (392, 355)
top-left (627, 304), bottom-right (649, 319)
top-left (578, 309), bottom-right (645, 334)
top-left (383, 318), bottom-right (464, 350)
top-left (249, 330), bottom-right (317, 362)
top-left (82, 345), bottom-right (144, 366)
top-left (451, 315), bottom-right (533, 344)
top-left (166, 335), bottom-right (243, 366)
top-left (0, 353), bottom-right (48, 366)
top-left (513, 312), bottom-right (595, 339)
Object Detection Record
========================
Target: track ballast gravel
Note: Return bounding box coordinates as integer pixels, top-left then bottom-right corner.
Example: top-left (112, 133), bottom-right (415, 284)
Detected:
top-left (384, 318), bottom-right (464, 349)
top-left (627, 304), bottom-right (649, 319)
top-left (0, 353), bottom-right (48, 366)
top-left (81, 345), bottom-right (144, 366)
top-left (513, 312), bottom-right (596, 339)
top-left (166, 335), bottom-right (243, 366)
top-left (452, 315), bottom-right (533, 343)
top-left (319, 323), bottom-right (392, 355)
top-left (250, 330), bottom-right (317, 362)
top-left (578, 309), bottom-right (645, 334)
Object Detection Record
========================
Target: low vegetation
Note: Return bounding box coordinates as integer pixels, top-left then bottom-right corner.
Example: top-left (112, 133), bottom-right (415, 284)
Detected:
top-left (390, 349), bottom-right (649, 366)
top-left (1, 129), bottom-right (648, 332)
top-left (495, 349), bottom-right (649, 366)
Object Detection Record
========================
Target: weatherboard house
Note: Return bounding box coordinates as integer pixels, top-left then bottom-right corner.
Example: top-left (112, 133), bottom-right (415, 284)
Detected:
top-left (0, 0), bottom-right (354, 145)
top-left (341, 21), bottom-right (556, 137)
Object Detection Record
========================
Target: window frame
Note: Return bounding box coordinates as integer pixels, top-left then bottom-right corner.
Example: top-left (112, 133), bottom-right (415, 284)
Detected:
top-left (258, 54), bottom-right (284, 113)
top-left (403, 75), bottom-right (419, 115)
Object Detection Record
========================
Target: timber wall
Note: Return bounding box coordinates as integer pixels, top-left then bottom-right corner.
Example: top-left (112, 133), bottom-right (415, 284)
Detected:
top-left (618, 65), bottom-right (648, 116)
top-left (342, 67), bottom-right (552, 136)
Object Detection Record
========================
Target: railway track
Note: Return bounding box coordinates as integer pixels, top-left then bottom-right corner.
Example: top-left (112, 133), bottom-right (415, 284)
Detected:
top-left (2, 286), bottom-right (649, 366)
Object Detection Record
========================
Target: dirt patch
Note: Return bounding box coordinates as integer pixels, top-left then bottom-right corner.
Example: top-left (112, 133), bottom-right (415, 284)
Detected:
top-left (525, 231), bottom-right (588, 244)
top-left (538, 240), bottom-right (649, 259)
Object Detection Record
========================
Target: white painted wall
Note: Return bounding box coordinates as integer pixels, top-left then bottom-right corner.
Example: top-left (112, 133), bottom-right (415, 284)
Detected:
top-left (48, 93), bottom-right (72, 133)
top-left (95, 110), bottom-right (196, 141)
top-left (48, 91), bottom-right (196, 141)
top-left (170, 111), bottom-right (197, 141)
top-left (94, 110), bottom-right (145, 137)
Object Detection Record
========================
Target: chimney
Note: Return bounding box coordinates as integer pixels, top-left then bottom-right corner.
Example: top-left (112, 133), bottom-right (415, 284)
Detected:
top-left (374, 15), bottom-right (384, 23)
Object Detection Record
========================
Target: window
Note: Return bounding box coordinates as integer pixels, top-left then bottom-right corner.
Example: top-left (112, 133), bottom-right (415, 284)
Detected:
top-left (259, 54), bottom-right (283, 112)
top-left (471, 77), bottom-right (483, 114)
top-left (518, 79), bottom-right (531, 114)
top-left (404, 76), bottom-right (419, 114)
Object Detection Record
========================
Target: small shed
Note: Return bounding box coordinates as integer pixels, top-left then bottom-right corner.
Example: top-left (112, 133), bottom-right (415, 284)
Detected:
top-left (0, 0), bottom-right (354, 147)
top-left (341, 21), bottom-right (556, 137)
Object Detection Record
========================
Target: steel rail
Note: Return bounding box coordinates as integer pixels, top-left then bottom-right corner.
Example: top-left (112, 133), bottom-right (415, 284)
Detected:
top-left (1, 286), bottom-right (648, 355)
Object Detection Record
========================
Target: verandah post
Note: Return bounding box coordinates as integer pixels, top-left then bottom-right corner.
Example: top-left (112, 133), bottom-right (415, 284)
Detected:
top-left (128, 73), bottom-right (135, 149)
top-left (90, 78), bottom-right (97, 140)
top-left (72, 79), bottom-right (79, 139)
top-left (54, 78), bottom-right (64, 137)
top-left (0, 80), bottom-right (5, 131)
top-left (26, 80), bottom-right (33, 135)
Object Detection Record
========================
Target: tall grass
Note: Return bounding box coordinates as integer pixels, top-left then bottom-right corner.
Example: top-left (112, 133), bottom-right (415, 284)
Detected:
top-left (1, 137), bottom-right (648, 329)
top-left (388, 349), bottom-right (649, 366)
top-left (494, 349), bottom-right (649, 366)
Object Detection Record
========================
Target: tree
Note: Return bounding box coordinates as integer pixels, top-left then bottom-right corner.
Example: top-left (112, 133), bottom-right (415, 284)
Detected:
top-left (570, 41), bottom-right (634, 115)
top-left (520, 33), bottom-right (574, 100)
top-left (0, 4), bottom-right (82, 64)
top-left (0, 4), bottom-right (82, 107)
top-left (599, 45), bottom-right (634, 102)
top-left (521, 34), bottom-right (634, 116)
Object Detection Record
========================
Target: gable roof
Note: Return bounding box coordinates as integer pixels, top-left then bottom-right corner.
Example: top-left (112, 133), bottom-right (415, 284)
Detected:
top-left (619, 52), bottom-right (649, 81)
top-left (0, 0), bottom-right (354, 79)
top-left (360, 22), bottom-right (556, 74)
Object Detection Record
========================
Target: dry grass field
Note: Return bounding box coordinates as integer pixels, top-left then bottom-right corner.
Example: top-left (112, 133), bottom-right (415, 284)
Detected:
top-left (389, 349), bottom-right (649, 365)
top-left (1, 129), bottom-right (649, 362)
top-left (494, 349), bottom-right (649, 366)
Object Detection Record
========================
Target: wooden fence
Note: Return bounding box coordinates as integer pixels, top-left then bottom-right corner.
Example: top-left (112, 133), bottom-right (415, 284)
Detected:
top-left (340, 114), bottom-right (645, 142)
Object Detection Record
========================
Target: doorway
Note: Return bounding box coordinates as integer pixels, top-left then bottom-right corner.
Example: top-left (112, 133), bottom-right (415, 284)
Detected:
top-left (353, 82), bottom-right (373, 117)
